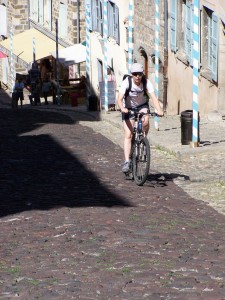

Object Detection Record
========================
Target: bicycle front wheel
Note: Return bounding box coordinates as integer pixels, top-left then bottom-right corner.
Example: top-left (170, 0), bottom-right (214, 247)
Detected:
top-left (132, 137), bottom-right (150, 186)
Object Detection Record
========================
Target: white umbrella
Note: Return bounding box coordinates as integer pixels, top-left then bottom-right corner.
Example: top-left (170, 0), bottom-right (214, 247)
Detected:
top-left (51, 44), bottom-right (86, 67)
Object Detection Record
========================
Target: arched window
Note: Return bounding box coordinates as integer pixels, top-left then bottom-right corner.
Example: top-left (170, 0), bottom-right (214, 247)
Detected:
top-left (139, 47), bottom-right (148, 77)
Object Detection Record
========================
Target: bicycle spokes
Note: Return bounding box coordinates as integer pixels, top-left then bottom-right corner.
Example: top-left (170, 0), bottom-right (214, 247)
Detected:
top-left (132, 137), bottom-right (150, 186)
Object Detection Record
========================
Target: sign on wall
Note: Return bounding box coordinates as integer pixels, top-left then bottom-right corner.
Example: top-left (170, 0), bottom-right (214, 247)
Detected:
top-left (99, 81), bottom-right (115, 106)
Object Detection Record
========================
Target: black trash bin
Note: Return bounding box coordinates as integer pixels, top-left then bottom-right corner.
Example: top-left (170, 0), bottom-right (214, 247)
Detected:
top-left (88, 95), bottom-right (98, 111)
top-left (180, 110), bottom-right (200, 145)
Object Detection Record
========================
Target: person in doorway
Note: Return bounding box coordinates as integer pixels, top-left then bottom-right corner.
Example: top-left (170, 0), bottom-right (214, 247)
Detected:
top-left (41, 76), bottom-right (52, 105)
top-left (33, 79), bottom-right (41, 106)
top-left (14, 77), bottom-right (25, 108)
top-left (40, 58), bottom-right (52, 82)
top-left (117, 63), bottom-right (163, 173)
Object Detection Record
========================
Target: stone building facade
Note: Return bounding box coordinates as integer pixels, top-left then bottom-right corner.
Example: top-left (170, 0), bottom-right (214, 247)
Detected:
top-left (5, 0), bottom-right (29, 35)
top-left (133, 1), bottom-right (166, 107)
top-left (133, 0), bottom-right (225, 115)
top-left (51, 0), bottom-right (86, 45)
top-left (0, 0), bottom-right (86, 90)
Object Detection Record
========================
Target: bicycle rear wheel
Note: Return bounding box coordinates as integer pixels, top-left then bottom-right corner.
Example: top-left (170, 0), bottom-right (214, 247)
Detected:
top-left (132, 137), bottom-right (150, 186)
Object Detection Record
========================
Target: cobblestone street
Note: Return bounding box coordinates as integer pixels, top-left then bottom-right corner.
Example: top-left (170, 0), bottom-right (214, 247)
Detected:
top-left (1, 108), bottom-right (225, 299)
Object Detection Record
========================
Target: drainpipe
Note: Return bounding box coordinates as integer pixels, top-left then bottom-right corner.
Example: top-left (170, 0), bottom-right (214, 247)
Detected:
top-left (163, 0), bottom-right (168, 112)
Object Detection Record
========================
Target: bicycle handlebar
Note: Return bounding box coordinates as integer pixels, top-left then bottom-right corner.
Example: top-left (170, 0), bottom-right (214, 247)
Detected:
top-left (127, 109), bottom-right (161, 117)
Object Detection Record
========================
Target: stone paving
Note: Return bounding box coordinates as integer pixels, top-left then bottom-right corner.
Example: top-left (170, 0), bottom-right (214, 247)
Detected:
top-left (79, 110), bottom-right (225, 217)
top-left (1, 92), bottom-right (225, 299)
top-left (1, 88), bottom-right (225, 214)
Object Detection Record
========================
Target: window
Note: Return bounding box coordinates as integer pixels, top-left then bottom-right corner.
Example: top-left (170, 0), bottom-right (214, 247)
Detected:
top-left (184, 1), bottom-right (193, 64)
top-left (30, 0), bottom-right (38, 22)
top-left (208, 12), bottom-right (219, 81)
top-left (170, 0), bottom-right (201, 66)
top-left (170, 1), bottom-right (219, 82)
top-left (30, 0), bottom-right (44, 25)
top-left (202, 7), bottom-right (219, 82)
top-left (59, 2), bottom-right (67, 39)
top-left (0, 4), bottom-right (7, 37)
top-left (30, 0), bottom-right (52, 29)
top-left (90, 0), bottom-right (119, 44)
top-left (107, 1), bottom-right (119, 44)
top-left (39, 0), bottom-right (44, 25)
top-left (170, 0), bottom-right (177, 52)
top-left (44, 0), bottom-right (52, 30)
top-left (92, 0), bottom-right (103, 35)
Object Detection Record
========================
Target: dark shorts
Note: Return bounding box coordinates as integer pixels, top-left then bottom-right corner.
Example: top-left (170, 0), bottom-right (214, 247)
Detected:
top-left (122, 103), bottom-right (149, 121)
top-left (15, 91), bottom-right (24, 101)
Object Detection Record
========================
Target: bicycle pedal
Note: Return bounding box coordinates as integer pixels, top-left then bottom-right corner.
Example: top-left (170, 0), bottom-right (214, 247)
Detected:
top-left (125, 172), bottom-right (134, 180)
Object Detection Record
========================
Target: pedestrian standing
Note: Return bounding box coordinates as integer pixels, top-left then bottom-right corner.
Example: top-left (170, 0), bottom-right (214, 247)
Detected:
top-left (33, 79), bottom-right (41, 106)
top-left (14, 77), bottom-right (25, 108)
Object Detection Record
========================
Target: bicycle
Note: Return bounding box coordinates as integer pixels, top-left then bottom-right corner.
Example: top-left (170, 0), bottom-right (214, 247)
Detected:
top-left (124, 109), bottom-right (158, 186)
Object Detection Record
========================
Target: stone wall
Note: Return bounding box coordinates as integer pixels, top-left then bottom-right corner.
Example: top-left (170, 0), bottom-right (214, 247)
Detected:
top-left (51, 0), bottom-right (86, 45)
top-left (133, 0), bottom-right (165, 102)
top-left (6, 0), bottom-right (29, 35)
top-left (0, 0), bottom-right (86, 90)
top-left (3, 0), bottom-right (86, 45)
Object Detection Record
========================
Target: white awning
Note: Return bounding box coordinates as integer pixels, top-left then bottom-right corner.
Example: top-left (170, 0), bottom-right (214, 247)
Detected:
top-left (51, 44), bottom-right (86, 67)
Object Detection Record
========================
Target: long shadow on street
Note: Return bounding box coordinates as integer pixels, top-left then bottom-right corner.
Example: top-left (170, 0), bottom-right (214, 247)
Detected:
top-left (0, 108), bottom-right (132, 217)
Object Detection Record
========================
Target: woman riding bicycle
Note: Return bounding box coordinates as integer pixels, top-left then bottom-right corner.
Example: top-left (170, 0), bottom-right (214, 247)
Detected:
top-left (117, 63), bottom-right (163, 173)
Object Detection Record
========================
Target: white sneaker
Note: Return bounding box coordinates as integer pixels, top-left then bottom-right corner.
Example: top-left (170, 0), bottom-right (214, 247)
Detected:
top-left (122, 161), bottom-right (130, 173)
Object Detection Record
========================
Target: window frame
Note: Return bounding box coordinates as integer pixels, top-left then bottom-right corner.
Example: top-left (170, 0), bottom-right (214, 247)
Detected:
top-left (44, 0), bottom-right (52, 30)
top-left (0, 4), bottom-right (7, 37)
top-left (58, 2), bottom-right (68, 39)
top-left (201, 6), bottom-right (219, 83)
top-left (90, 0), bottom-right (119, 44)
top-left (170, 0), bottom-right (202, 68)
top-left (184, 1), bottom-right (193, 65)
top-left (30, 0), bottom-right (38, 22)
top-left (208, 12), bottom-right (219, 82)
top-left (170, 0), bottom-right (177, 52)
top-left (107, 1), bottom-right (119, 44)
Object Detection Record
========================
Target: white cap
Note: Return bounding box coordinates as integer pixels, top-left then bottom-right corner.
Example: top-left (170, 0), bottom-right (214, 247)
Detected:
top-left (130, 63), bottom-right (144, 73)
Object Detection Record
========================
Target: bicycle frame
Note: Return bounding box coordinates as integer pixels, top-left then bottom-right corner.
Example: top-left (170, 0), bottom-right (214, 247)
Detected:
top-left (125, 109), bottom-right (158, 185)
top-left (130, 109), bottom-right (157, 140)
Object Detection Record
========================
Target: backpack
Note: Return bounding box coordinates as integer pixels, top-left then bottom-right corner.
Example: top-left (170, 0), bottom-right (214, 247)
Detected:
top-left (123, 74), bottom-right (148, 101)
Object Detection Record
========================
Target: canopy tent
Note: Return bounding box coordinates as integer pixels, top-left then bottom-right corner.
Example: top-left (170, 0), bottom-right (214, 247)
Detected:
top-left (0, 28), bottom-right (64, 67)
top-left (51, 44), bottom-right (86, 67)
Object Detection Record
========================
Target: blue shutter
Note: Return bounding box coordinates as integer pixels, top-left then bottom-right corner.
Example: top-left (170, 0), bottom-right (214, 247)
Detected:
top-left (115, 5), bottom-right (119, 44)
top-left (107, 2), bottom-right (119, 44)
top-left (185, 2), bottom-right (193, 64)
top-left (107, 2), bottom-right (113, 37)
top-left (96, 0), bottom-right (102, 34)
top-left (91, 0), bottom-right (98, 31)
top-left (88, 0), bottom-right (92, 31)
top-left (100, 0), bottom-right (104, 36)
top-left (211, 13), bottom-right (218, 82)
top-left (170, 0), bottom-right (177, 52)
